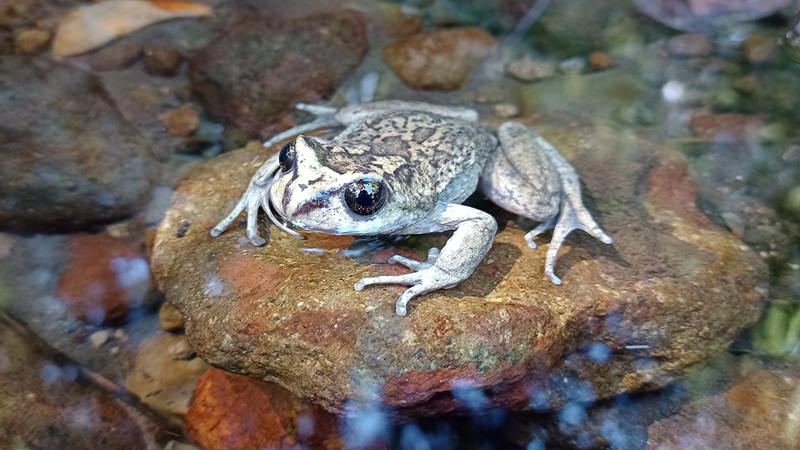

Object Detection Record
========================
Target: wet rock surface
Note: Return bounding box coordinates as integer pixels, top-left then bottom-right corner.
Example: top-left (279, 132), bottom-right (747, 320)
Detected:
top-left (152, 119), bottom-right (766, 417)
top-left (188, 10), bottom-right (369, 136)
top-left (0, 318), bottom-right (157, 449)
top-left (646, 358), bottom-right (800, 449)
top-left (382, 28), bottom-right (496, 90)
top-left (186, 368), bottom-right (344, 450)
top-left (0, 57), bottom-right (157, 233)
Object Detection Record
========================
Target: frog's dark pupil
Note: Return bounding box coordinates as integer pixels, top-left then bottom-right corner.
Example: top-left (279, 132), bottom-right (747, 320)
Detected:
top-left (278, 142), bottom-right (295, 173)
top-left (344, 179), bottom-right (386, 216)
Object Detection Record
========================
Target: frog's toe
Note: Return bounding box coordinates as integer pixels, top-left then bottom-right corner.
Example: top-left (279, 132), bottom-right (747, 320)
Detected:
top-left (524, 218), bottom-right (557, 249)
top-left (388, 247), bottom-right (440, 271)
top-left (355, 264), bottom-right (460, 316)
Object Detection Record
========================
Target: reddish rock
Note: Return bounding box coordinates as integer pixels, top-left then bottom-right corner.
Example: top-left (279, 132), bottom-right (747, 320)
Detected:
top-left (689, 113), bottom-right (764, 143)
top-left (383, 28), bottom-right (496, 90)
top-left (186, 368), bottom-right (344, 450)
top-left (152, 121), bottom-right (765, 418)
top-left (188, 10), bottom-right (368, 136)
top-left (161, 103), bottom-right (200, 137)
top-left (56, 234), bottom-right (151, 324)
top-left (667, 33), bottom-right (713, 57)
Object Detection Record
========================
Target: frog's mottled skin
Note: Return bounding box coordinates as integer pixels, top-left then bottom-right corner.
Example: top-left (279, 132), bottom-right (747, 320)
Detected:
top-left (211, 101), bottom-right (613, 316)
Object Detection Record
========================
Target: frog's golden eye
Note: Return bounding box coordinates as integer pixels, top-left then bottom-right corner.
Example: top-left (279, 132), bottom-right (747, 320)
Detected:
top-left (278, 142), bottom-right (296, 173)
top-left (344, 179), bottom-right (386, 216)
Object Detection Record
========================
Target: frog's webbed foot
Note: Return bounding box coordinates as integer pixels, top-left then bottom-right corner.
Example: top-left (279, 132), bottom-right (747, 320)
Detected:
top-left (210, 155), bottom-right (304, 245)
top-left (481, 122), bottom-right (613, 285)
top-left (528, 199), bottom-right (613, 285)
top-left (388, 247), bottom-right (440, 271)
top-left (210, 188), bottom-right (267, 246)
top-left (355, 204), bottom-right (497, 316)
top-left (354, 262), bottom-right (460, 317)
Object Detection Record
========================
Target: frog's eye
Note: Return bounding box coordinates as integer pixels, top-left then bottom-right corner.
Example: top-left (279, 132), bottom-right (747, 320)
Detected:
top-left (278, 142), bottom-right (296, 173)
top-left (344, 179), bottom-right (386, 216)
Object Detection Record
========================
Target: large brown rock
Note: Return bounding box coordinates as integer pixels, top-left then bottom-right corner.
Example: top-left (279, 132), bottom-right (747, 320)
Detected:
top-left (0, 57), bottom-right (157, 232)
top-left (188, 10), bottom-right (368, 137)
top-left (152, 120), bottom-right (766, 417)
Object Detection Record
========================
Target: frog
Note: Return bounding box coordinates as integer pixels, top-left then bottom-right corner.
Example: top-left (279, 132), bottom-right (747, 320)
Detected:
top-left (210, 100), bottom-right (613, 316)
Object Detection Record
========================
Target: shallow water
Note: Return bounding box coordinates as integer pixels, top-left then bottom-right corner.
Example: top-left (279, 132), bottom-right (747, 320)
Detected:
top-left (0, 0), bottom-right (799, 449)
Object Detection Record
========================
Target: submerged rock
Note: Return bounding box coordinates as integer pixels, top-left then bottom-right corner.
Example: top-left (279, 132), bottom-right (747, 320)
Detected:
top-left (188, 10), bottom-right (368, 136)
top-left (635, 0), bottom-right (791, 32)
top-left (382, 28), bottom-right (496, 90)
top-left (55, 234), bottom-right (151, 325)
top-left (186, 368), bottom-right (344, 450)
top-left (152, 119), bottom-right (766, 417)
top-left (125, 333), bottom-right (209, 427)
top-left (0, 57), bottom-right (157, 233)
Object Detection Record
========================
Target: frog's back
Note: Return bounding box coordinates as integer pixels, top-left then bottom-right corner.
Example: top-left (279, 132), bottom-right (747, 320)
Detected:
top-left (326, 111), bottom-right (497, 206)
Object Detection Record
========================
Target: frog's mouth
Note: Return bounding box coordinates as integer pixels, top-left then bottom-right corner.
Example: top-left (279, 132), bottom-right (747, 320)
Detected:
top-left (264, 166), bottom-right (305, 240)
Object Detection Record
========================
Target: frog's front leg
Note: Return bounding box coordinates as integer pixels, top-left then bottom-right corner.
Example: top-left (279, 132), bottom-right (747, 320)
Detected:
top-left (479, 122), bottom-right (613, 285)
top-left (210, 153), bottom-right (303, 245)
top-left (354, 204), bottom-right (497, 316)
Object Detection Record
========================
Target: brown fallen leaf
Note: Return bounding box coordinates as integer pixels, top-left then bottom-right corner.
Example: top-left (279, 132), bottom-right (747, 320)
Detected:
top-left (53, 0), bottom-right (212, 57)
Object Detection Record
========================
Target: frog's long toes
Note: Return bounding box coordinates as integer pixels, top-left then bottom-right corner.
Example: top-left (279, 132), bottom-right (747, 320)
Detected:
top-left (395, 285), bottom-right (427, 316)
top-left (388, 247), bottom-right (440, 271)
top-left (545, 268), bottom-right (562, 285)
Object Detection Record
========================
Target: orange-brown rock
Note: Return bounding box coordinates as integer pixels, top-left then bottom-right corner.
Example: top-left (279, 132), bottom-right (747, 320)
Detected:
top-left (382, 28), bottom-right (496, 90)
top-left (152, 121), bottom-right (765, 418)
top-left (56, 234), bottom-right (151, 324)
top-left (186, 368), bottom-right (344, 450)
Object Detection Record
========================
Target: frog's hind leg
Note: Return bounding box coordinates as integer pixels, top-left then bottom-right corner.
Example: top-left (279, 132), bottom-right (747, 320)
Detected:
top-left (480, 122), bottom-right (612, 285)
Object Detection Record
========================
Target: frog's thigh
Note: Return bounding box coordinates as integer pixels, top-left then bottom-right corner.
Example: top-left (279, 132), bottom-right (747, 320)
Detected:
top-left (478, 127), bottom-right (562, 222)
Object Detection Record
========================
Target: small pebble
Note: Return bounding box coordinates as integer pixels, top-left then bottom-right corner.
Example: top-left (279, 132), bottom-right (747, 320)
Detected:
top-left (89, 41), bottom-right (143, 71)
top-left (159, 301), bottom-right (185, 331)
top-left (506, 57), bottom-right (556, 82)
top-left (161, 103), bottom-right (200, 137)
top-left (114, 328), bottom-right (128, 341)
top-left (741, 33), bottom-right (777, 64)
top-left (144, 45), bottom-right (184, 77)
top-left (588, 51), bottom-right (614, 70)
top-left (14, 28), bottom-right (51, 55)
top-left (494, 103), bottom-right (519, 118)
top-left (667, 33), bottom-right (713, 57)
top-left (90, 330), bottom-right (110, 348)
top-left (558, 57), bottom-right (586, 75)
